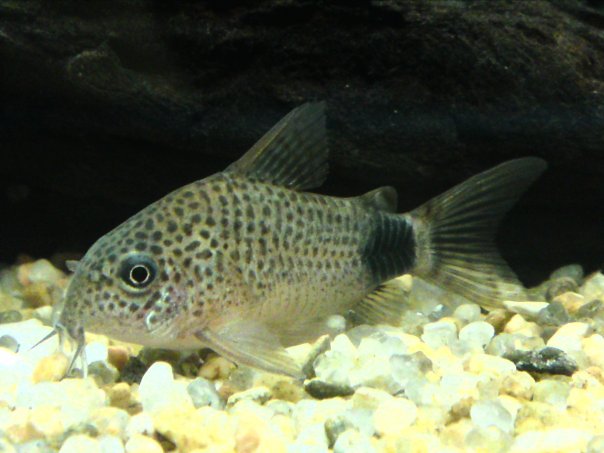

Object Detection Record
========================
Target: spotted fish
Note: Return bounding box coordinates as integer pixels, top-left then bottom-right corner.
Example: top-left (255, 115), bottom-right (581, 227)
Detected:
top-left (56, 103), bottom-right (546, 377)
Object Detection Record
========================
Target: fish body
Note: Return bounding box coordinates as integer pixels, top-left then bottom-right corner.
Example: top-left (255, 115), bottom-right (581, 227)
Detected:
top-left (59, 103), bottom-right (546, 376)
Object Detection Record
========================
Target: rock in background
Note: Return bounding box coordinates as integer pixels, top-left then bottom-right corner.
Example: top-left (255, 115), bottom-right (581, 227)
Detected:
top-left (1, 0), bottom-right (603, 284)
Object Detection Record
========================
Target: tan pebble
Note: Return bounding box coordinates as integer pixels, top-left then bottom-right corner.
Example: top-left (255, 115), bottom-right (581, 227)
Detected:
top-left (447, 397), bottom-right (473, 423)
top-left (32, 353), bottom-right (69, 383)
top-left (514, 401), bottom-right (559, 433)
top-left (567, 386), bottom-right (604, 414)
top-left (413, 406), bottom-right (448, 433)
top-left (465, 353), bottom-right (516, 378)
top-left (504, 314), bottom-right (542, 337)
top-left (485, 309), bottom-right (513, 333)
top-left (0, 293), bottom-right (23, 311)
top-left (86, 332), bottom-right (110, 345)
top-left (21, 282), bottom-right (54, 308)
top-left (153, 406), bottom-right (236, 451)
top-left (235, 409), bottom-right (287, 453)
top-left (199, 354), bottom-right (236, 380)
top-left (377, 432), bottom-right (439, 453)
top-left (0, 438), bottom-right (16, 453)
top-left (582, 334), bottom-right (604, 369)
top-left (441, 418), bottom-right (474, 450)
top-left (584, 366), bottom-right (604, 386)
top-left (272, 414), bottom-right (296, 440)
top-left (108, 382), bottom-right (134, 410)
top-left (5, 408), bottom-right (40, 444)
top-left (107, 346), bottom-right (130, 371)
top-left (16, 262), bottom-right (33, 286)
top-left (29, 405), bottom-right (64, 438)
top-left (217, 382), bottom-right (240, 401)
top-left (570, 369), bottom-right (603, 392)
top-left (125, 434), bottom-right (163, 453)
top-left (374, 397), bottom-right (417, 436)
top-left (18, 259), bottom-right (65, 286)
top-left (553, 292), bottom-right (586, 315)
top-left (267, 379), bottom-right (305, 403)
top-left (90, 407), bottom-right (129, 437)
top-left (500, 371), bottom-right (535, 400)
top-left (498, 394), bottom-right (523, 421)
top-left (352, 387), bottom-right (392, 411)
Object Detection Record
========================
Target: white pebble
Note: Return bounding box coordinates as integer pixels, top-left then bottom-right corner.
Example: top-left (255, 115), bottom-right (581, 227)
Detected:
top-left (465, 426), bottom-right (512, 452)
top-left (510, 428), bottom-right (594, 453)
top-left (352, 387), bottom-right (392, 411)
top-left (125, 412), bottom-right (154, 438)
top-left (331, 334), bottom-right (357, 355)
top-left (547, 322), bottom-right (591, 355)
top-left (125, 434), bottom-right (163, 453)
top-left (85, 342), bottom-right (109, 365)
top-left (314, 351), bottom-right (355, 388)
top-left (15, 379), bottom-right (106, 429)
top-left (333, 429), bottom-right (376, 453)
top-left (550, 264), bottom-right (584, 283)
top-left (326, 315), bottom-right (347, 334)
top-left (26, 259), bottom-right (65, 285)
top-left (453, 304), bottom-right (482, 325)
top-left (404, 379), bottom-right (440, 406)
top-left (580, 272), bottom-right (604, 301)
top-left (226, 386), bottom-right (271, 407)
top-left (421, 319), bottom-right (458, 349)
top-left (470, 400), bottom-right (514, 433)
top-left (138, 362), bottom-right (193, 414)
top-left (98, 435), bottom-right (125, 453)
top-left (533, 380), bottom-right (570, 409)
top-left (587, 435), bottom-right (604, 453)
top-left (0, 319), bottom-right (58, 363)
top-left (503, 301), bottom-right (549, 318)
top-left (187, 377), bottom-right (222, 409)
top-left (438, 373), bottom-right (480, 408)
top-left (59, 435), bottom-right (101, 453)
top-left (459, 322), bottom-right (495, 351)
top-left (292, 422), bottom-right (329, 451)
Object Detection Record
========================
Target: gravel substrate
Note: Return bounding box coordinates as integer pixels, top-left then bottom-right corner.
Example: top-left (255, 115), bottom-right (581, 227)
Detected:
top-left (1, 259), bottom-right (604, 452)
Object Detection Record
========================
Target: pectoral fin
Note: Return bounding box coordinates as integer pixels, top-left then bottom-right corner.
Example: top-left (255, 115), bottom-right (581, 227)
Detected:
top-left (195, 320), bottom-right (303, 379)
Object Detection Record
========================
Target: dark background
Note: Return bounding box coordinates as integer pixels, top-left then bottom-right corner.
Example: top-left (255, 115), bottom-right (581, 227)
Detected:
top-left (1, 0), bottom-right (604, 286)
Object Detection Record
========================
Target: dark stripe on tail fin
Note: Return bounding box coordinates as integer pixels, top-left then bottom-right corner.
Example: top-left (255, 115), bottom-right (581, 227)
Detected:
top-left (363, 212), bottom-right (416, 284)
top-left (409, 157), bottom-right (547, 308)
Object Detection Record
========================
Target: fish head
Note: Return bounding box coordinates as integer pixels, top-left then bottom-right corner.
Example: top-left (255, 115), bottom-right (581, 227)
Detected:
top-left (60, 209), bottom-right (196, 347)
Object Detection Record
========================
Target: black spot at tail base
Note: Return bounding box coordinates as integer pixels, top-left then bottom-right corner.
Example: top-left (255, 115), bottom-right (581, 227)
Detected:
top-left (363, 213), bottom-right (415, 284)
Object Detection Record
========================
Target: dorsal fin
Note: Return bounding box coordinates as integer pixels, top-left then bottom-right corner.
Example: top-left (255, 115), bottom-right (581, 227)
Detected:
top-left (358, 186), bottom-right (398, 212)
top-left (225, 102), bottom-right (328, 190)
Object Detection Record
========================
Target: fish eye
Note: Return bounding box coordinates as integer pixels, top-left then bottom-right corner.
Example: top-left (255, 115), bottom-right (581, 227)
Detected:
top-left (119, 255), bottom-right (157, 290)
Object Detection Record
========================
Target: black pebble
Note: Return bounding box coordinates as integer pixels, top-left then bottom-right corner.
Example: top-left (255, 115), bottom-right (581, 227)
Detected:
top-left (505, 347), bottom-right (578, 376)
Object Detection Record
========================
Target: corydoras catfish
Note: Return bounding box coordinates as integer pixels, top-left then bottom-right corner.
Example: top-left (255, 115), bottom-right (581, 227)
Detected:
top-left (55, 103), bottom-right (546, 377)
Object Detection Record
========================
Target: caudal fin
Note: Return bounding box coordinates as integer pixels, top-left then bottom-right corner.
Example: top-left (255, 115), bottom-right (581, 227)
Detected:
top-left (409, 157), bottom-right (547, 309)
